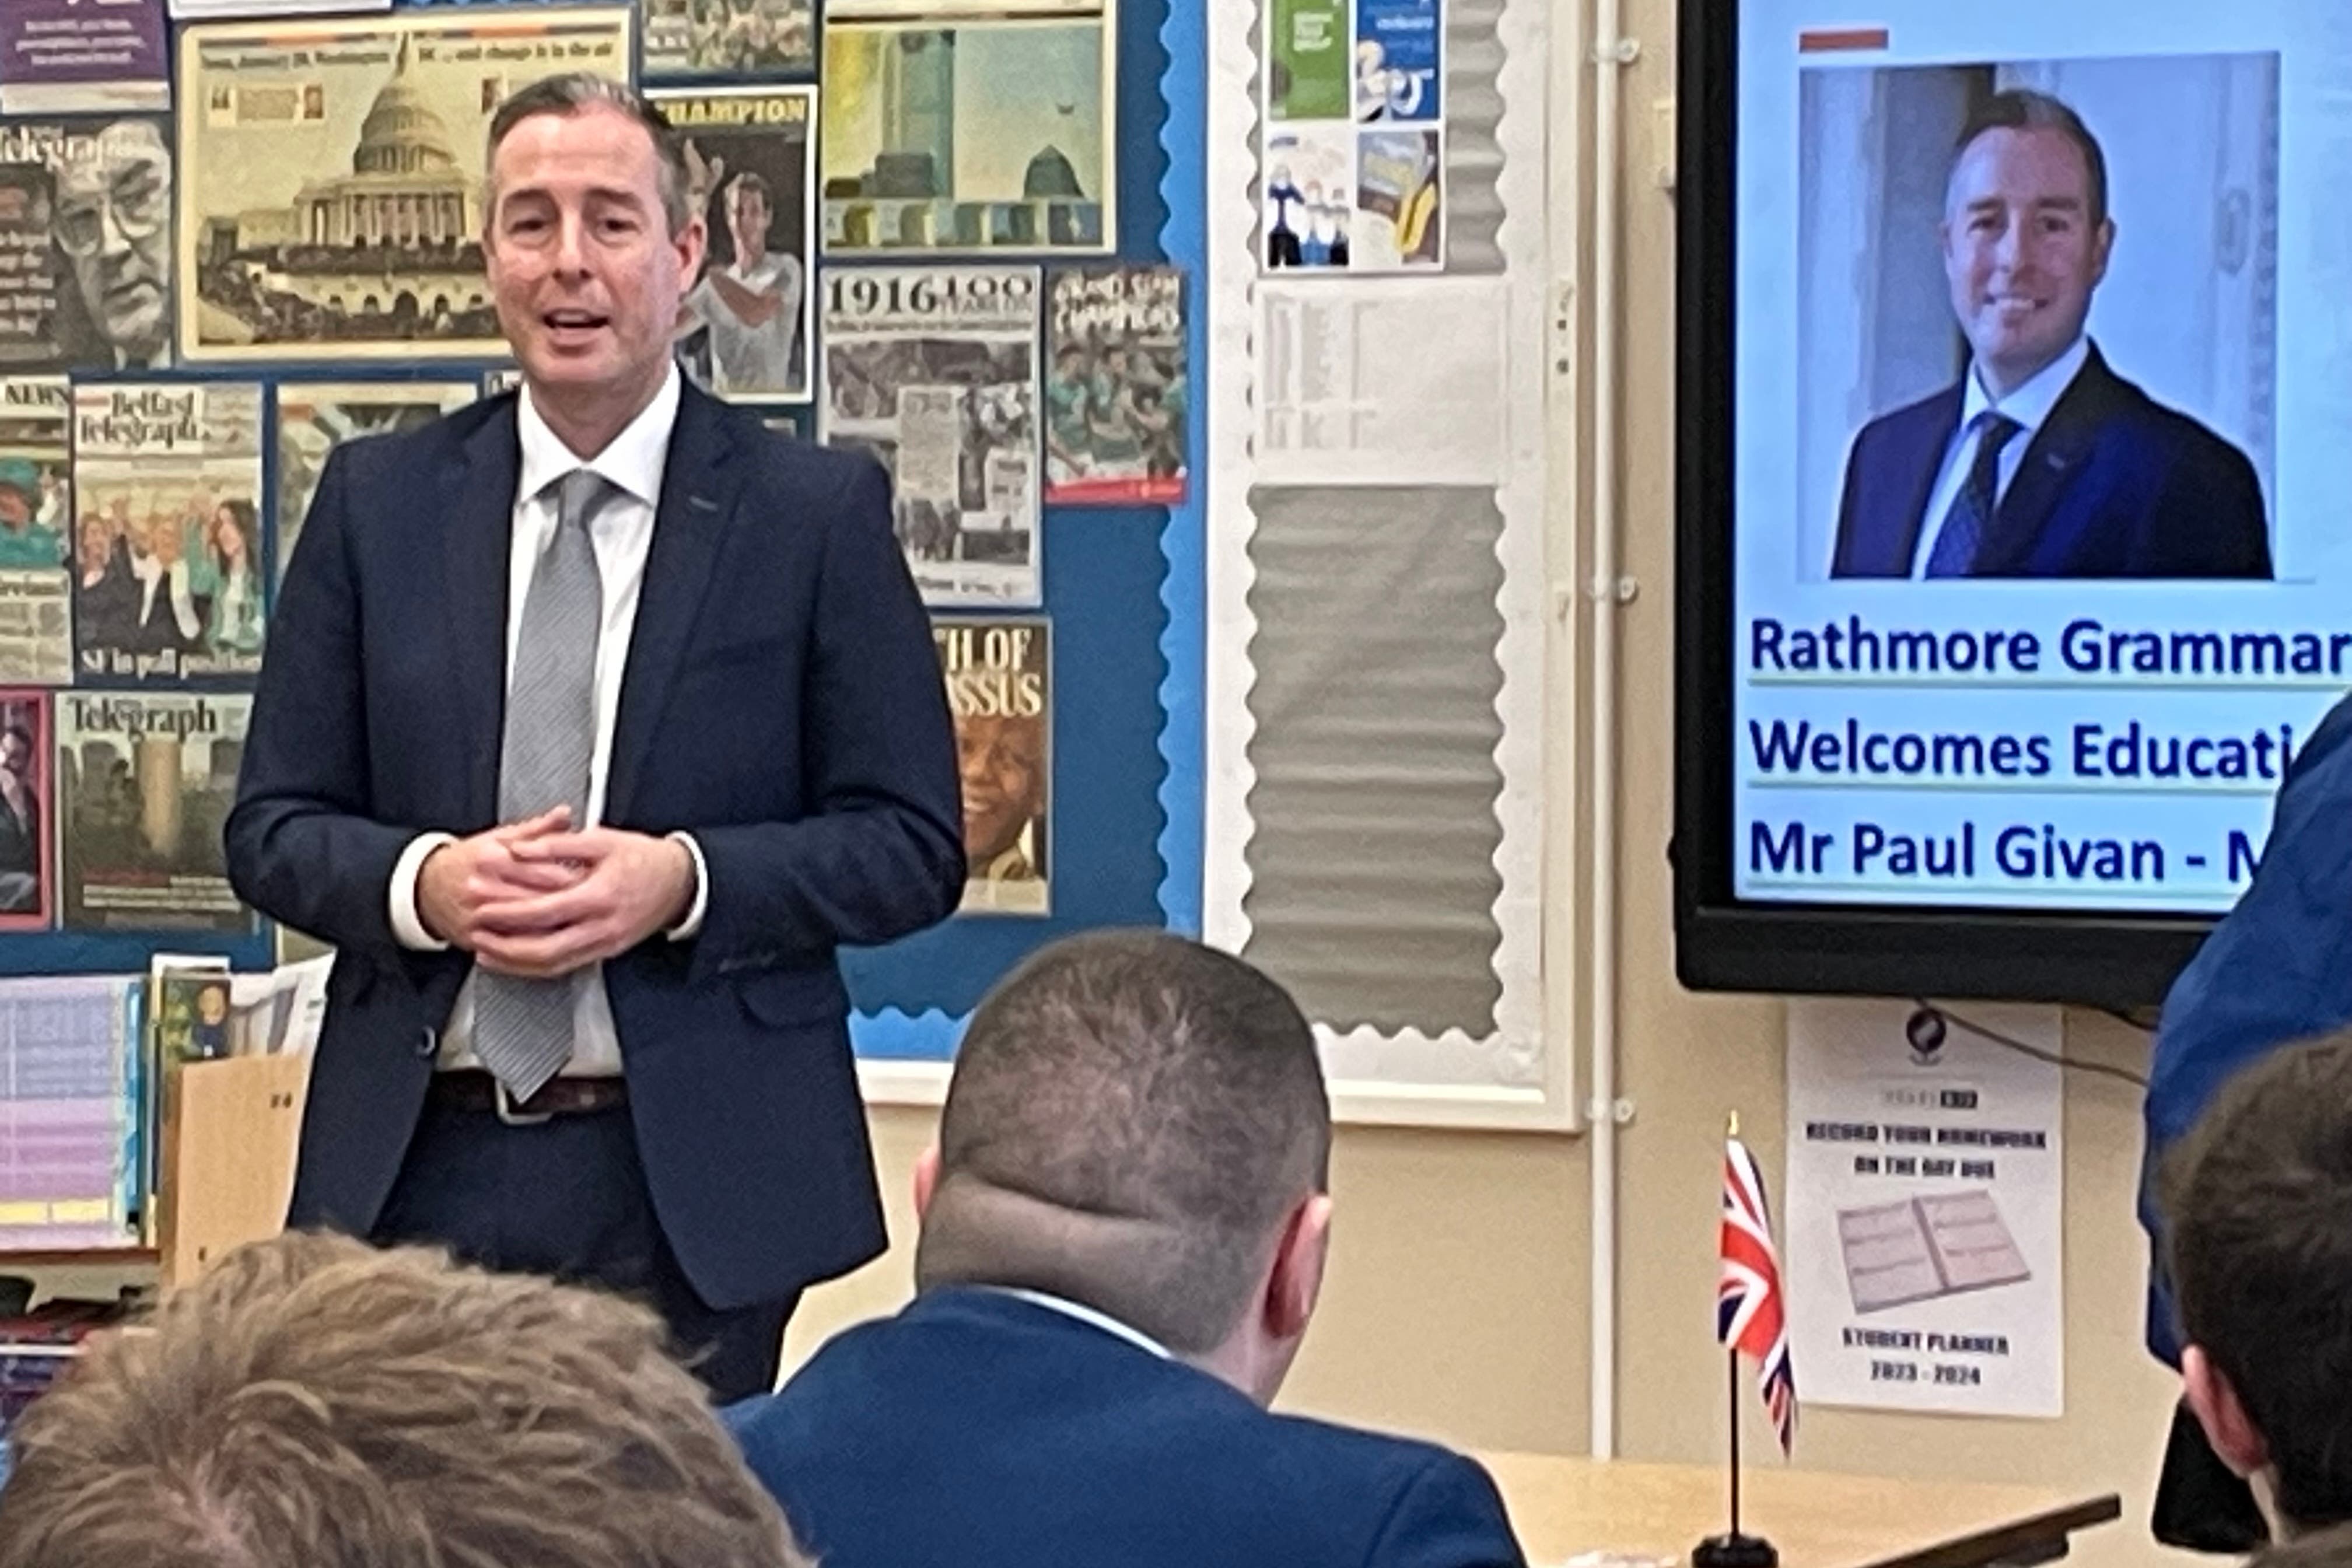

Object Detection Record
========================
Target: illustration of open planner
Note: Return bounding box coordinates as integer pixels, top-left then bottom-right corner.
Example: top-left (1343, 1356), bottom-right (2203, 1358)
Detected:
top-left (1836, 1190), bottom-right (2032, 1314)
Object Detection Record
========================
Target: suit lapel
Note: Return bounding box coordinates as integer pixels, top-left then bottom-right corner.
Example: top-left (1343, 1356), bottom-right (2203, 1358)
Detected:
top-left (1893, 387), bottom-right (1965, 571)
top-left (606, 384), bottom-right (743, 825)
top-left (1978, 350), bottom-right (2115, 573)
top-left (444, 402), bottom-right (520, 827)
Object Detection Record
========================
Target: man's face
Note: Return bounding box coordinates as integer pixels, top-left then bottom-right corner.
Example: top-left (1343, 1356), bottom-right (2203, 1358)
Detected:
top-left (56, 122), bottom-right (170, 361)
top-left (727, 181), bottom-right (772, 261)
top-left (1941, 125), bottom-right (2113, 394)
top-left (956, 713), bottom-right (1043, 864)
top-left (484, 105), bottom-right (704, 405)
top-left (197, 986), bottom-right (227, 1026)
top-left (2, 734), bottom-right (29, 775)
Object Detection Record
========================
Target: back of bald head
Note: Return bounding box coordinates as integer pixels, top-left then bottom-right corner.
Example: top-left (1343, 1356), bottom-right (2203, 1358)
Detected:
top-left (916, 930), bottom-right (1329, 1354)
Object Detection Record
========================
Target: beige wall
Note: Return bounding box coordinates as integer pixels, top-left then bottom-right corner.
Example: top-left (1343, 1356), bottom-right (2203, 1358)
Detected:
top-left (793, 8), bottom-right (2188, 1568)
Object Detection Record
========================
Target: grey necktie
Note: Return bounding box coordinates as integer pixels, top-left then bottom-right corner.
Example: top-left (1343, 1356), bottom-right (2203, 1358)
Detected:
top-left (474, 467), bottom-right (610, 1102)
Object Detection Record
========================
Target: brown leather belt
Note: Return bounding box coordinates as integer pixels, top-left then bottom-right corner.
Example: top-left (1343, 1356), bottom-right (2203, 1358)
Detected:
top-left (428, 1070), bottom-right (626, 1123)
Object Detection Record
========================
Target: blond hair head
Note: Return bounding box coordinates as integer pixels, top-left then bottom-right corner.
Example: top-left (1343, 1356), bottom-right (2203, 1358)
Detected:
top-left (0, 1231), bottom-right (807, 1568)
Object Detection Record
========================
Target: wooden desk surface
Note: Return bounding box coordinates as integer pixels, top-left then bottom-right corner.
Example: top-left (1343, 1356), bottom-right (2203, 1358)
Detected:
top-left (1477, 1452), bottom-right (2121, 1568)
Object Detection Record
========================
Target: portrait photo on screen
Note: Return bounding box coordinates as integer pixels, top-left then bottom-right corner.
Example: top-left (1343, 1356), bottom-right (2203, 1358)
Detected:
top-left (1793, 53), bottom-right (2280, 583)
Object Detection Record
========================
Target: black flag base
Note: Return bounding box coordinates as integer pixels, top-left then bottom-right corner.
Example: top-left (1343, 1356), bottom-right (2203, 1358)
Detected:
top-left (1693, 1532), bottom-right (1780, 1568)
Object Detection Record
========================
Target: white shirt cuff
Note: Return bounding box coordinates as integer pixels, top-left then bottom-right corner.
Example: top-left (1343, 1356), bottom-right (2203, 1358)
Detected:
top-left (389, 832), bottom-right (459, 951)
top-left (667, 831), bottom-right (708, 940)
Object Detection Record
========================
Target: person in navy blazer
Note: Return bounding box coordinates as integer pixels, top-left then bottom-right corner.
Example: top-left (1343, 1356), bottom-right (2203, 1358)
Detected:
top-left (2133, 691), bottom-right (2352, 1550)
top-left (724, 931), bottom-right (1528, 1568)
top-left (225, 76), bottom-right (962, 1402)
top-left (1829, 89), bottom-right (2270, 580)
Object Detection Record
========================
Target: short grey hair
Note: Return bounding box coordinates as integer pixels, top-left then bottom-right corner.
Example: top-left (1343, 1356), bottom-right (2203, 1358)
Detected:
top-left (484, 72), bottom-right (692, 235)
top-left (916, 931), bottom-right (1331, 1354)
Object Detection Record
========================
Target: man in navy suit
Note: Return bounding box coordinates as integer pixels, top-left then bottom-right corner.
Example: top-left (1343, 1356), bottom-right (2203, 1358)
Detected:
top-left (225, 75), bottom-right (962, 1402)
top-left (2136, 691), bottom-right (2352, 1550)
top-left (723, 930), bottom-right (1528, 1568)
top-left (1830, 89), bottom-right (2270, 580)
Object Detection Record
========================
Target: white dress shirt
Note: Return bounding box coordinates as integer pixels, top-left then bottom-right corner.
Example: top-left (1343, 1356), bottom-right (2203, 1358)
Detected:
top-left (992, 1287), bottom-right (1173, 1360)
top-left (1910, 335), bottom-right (2092, 579)
top-left (386, 365), bottom-right (708, 1077)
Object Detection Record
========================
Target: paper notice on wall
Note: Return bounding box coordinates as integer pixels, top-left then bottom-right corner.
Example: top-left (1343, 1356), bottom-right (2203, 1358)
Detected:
top-left (1255, 276), bottom-right (1508, 487)
top-left (1784, 997), bottom-right (2064, 1418)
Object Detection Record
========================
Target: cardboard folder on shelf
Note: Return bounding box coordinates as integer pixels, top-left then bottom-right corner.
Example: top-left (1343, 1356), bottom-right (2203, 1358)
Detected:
top-left (156, 1052), bottom-right (310, 1286)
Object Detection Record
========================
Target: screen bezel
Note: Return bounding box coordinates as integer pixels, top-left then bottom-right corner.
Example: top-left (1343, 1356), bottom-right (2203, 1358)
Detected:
top-left (1669, 0), bottom-right (2215, 1009)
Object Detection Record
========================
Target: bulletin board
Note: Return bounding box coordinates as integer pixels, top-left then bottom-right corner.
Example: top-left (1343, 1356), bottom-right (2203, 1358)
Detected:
top-left (0, 0), bottom-right (1567, 1130)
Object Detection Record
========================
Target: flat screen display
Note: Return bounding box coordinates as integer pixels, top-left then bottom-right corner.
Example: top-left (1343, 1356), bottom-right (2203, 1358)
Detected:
top-left (1679, 0), bottom-right (2352, 1001)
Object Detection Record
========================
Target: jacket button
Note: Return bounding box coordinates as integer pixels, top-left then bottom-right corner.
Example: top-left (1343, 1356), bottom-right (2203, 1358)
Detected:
top-left (416, 1027), bottom-right (439, 1059)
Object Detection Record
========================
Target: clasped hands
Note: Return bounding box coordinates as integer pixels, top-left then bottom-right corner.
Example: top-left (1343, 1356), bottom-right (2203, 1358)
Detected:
top-left (416, 808), bottom-right (695, 979)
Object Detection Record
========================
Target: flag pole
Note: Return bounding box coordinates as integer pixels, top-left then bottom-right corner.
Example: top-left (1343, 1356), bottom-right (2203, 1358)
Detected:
top-left (1695, 1111), bottom-right (1779, 1568)
top-left (1728, 1341), bottom-right (1742, 1538)
top-left (1726, 1114), bottom-right (1741, 1539)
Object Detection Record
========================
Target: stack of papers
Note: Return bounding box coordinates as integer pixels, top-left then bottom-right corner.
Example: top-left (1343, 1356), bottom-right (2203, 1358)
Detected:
top-left (0, 977), bottom-right (144, 1254)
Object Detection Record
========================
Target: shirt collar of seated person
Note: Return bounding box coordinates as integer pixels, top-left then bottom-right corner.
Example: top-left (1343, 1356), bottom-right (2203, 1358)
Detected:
top-left (0, 1231), bottom-right (810, 1568)
top-left (908, 929), bottom-right (1334, 1405)
top-left (2166, 1029), bottom-right (2352, 1539)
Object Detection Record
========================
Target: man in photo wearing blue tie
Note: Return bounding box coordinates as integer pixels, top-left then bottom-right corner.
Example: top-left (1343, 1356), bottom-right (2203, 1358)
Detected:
top-left (1828, 89), bottom-right (2272, 580)
top-left (226, 74), bottom-right (964, 1401)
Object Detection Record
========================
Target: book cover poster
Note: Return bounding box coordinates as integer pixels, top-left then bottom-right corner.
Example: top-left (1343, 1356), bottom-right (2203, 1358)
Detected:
top-left (1784, 997), bottom-right (2064, 1418)
top-left (933, 615), bottom-right (1048, 915)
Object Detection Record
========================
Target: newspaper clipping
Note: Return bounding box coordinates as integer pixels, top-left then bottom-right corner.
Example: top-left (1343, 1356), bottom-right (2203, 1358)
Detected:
top-left (274, 380), bottom-right (473, 580)
top-left (0, 691), bottom-right (52, 929)
top-left (71, 381), bottom-right (265, 682)
top-left (0, 116), bottom-right (173, 373)
top-left (1045, 265), bottom-right (1186, 505)
top-left (652, 85), bottom-right (816, 401)
top-left (822, 0), bottom-right (1114, 255)
top-left (822, 264), bottom-right (1041, 606)
top-left (57, 691), bottom-right (253, 933)
top-left (935, 615), bottom-right (1049, 915)
top-left (174, 8), bottom-right (632, 362)
top-left (644, 0), bottom-right (813, 79)
top-left (0, 377), bottom-right (74, 685)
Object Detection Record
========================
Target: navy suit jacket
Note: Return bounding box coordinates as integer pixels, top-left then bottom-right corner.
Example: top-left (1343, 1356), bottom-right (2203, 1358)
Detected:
top-left (1829, 345), bottom-right (2271, 579)
top-left (723, 1289), bottom-right (1529, 1568)
top-left (2138, 688), bottom-right (2352, 1366)
top-left (224, 384), bottom-right (964, 1311)
top-left (2130, 691), bottom-right (2352, 1549)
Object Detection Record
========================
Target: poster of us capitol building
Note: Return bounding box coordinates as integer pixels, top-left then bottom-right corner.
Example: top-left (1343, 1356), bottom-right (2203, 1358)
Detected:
top-left (173, 9), bottom-right (632, 362)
